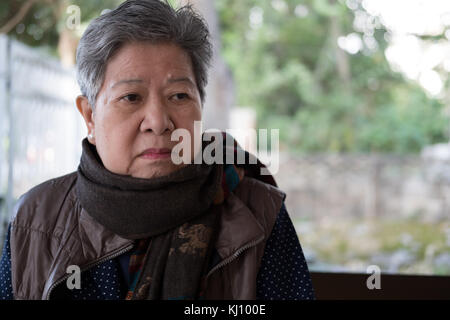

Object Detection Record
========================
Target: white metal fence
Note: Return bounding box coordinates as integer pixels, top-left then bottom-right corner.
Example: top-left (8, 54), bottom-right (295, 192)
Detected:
top-left (0, 35), bottom-right (84, 243)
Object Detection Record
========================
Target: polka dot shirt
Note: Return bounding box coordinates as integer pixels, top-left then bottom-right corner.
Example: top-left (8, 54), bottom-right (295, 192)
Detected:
top-left (256, 203), bottom-right (315, 300)
top-left (0, 228), bottom-right (12, 300)
top-left (0, 203), bottom-right (315, 300)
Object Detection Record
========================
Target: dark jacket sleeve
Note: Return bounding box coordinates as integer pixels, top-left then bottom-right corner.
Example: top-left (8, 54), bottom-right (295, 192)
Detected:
top-left (0, 223), bottom-right (14, 300)
top-left (256, 202), bottom-right (315, 300)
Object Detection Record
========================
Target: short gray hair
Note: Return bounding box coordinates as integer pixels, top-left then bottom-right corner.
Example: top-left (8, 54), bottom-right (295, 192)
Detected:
top-left (76, 0), bottom-right (213, 108)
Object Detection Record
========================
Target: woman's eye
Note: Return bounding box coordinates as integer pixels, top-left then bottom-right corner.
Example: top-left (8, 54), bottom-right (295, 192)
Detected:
top-left (172, 93), bottom-right (189, 101)
top-left (122, 94), bottom-right (140, 103)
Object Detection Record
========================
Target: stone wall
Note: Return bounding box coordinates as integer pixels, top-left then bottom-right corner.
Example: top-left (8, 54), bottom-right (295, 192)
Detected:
top-left (274, 152), bottom-right (450, 222)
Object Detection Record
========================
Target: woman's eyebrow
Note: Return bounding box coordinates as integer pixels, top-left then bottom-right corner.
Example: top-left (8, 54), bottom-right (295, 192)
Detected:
top-left (167, 76), bottom-right (195, 87)
top-left (110, 77), bottom-right (195, 88)
top-left (111, 79), bottom-right (143, 88)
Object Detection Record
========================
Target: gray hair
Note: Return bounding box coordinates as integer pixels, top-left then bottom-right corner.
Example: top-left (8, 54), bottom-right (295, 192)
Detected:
top-left (76, 0), bottom-right (213, 109)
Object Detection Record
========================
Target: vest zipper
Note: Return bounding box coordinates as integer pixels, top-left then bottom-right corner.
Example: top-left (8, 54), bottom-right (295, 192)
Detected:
top-left (205, 234), bottom-right (265, 280)
top-left (45, 234), bottom-right (265, 299)
top-left (45, 243), bottom-right (134, 300)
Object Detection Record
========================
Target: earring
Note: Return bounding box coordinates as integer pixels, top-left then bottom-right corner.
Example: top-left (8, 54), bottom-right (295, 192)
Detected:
top-left (88, 133), bottom-right (94, 139)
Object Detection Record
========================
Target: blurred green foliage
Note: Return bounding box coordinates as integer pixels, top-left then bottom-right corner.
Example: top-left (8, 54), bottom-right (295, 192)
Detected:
top-left (0, 0), bottom-right (121, 55)
top-left (216, 0), bottom-right (450, 153)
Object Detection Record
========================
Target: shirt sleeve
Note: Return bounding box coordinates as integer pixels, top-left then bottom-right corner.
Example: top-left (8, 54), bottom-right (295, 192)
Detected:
top-left (0, 224), bottom-right (14, 300)
top-left (256, 202), bottom-right (315, 300)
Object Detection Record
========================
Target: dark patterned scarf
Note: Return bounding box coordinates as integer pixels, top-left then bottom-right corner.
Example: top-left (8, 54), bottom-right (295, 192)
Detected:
top-left (125, 162), bottom-right (246, 299)
top-left (124, 132), bottom-right (279, 300)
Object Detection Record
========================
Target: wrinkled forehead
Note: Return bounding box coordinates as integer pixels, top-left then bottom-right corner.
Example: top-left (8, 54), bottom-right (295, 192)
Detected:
top-left (101, 42), bottom-right (197, 91)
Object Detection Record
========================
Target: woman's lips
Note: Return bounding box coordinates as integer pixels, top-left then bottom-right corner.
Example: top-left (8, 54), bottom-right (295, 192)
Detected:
top-left (140, 148), bottom-right (172, 160)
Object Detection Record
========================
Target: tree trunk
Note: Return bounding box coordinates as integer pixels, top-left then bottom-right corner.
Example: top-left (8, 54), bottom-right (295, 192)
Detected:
top-left (329, 2), bottom-right (351, 92)
top-left (54, 0), bottom-right (77, 66)
top-left (57, 27), bottom-right (77, 67)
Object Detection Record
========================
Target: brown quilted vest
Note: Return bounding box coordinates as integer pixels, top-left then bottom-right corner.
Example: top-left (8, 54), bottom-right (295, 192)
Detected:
top-left (9, 172), bottom-right (285, 300)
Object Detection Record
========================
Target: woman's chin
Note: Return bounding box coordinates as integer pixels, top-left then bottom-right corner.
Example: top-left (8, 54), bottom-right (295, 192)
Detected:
top-left (131, 163), bottom-right (186, 179)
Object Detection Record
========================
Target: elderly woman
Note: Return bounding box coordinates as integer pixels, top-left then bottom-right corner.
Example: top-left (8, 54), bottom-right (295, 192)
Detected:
top-left (0, 0), bottom-right (314, 300)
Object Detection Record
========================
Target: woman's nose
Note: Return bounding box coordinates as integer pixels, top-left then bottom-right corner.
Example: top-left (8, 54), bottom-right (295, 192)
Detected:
top-left (140, 96), bottom-right (174, 135)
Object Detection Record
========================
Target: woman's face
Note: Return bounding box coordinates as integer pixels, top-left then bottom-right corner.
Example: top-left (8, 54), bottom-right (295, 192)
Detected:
top-left (77, 42), bottom-right (202, 179)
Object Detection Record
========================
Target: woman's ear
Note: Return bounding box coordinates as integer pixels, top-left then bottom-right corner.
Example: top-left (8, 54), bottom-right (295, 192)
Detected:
top-left (76, 95), bottom-right (96, 145)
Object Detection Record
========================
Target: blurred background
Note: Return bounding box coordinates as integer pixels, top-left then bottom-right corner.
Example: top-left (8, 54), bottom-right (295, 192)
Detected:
top-left (0, 0), bottom-right (449, 276)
